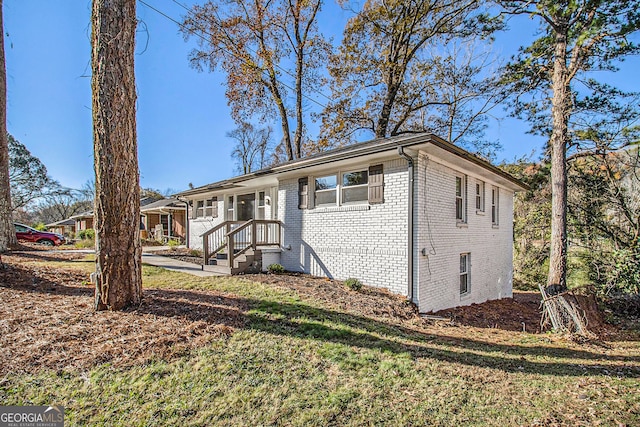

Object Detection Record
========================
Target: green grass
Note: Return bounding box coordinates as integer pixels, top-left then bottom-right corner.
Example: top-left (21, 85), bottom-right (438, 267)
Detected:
top-left (2, 258), bottom-right (639, 426)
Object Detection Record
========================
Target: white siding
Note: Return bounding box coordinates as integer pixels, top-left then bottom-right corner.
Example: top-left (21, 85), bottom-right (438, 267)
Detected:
top-left (415, 154), bottom-right (513, 313)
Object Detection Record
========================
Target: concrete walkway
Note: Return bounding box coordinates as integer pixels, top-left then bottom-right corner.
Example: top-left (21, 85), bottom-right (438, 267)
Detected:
top-left (141, 252), bottom-right (225, 277)
top-left (45, 246), bottom-right (222, 278)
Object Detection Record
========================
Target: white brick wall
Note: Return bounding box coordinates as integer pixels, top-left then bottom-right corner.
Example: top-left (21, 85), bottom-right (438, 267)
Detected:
top-left (185, 150), bottom-right (516, 312)
top-left (278, 158), bottom-right (410, 296)
top-left (415, 154), bottom-right (514, 313)
top-left (188, 199), bottom-right (225, 250)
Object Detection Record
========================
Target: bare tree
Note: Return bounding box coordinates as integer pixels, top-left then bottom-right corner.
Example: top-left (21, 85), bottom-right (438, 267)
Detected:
top-left (91, 0), bottom-right (142, 311)
top-left (0, 0), bottom-right (15, 251)
top-left (228, 122), bottom-right (273, 174)
top-left (321, 0), bottom-right (500, 152)
top-left (181, 0), bottom-right (329, 160)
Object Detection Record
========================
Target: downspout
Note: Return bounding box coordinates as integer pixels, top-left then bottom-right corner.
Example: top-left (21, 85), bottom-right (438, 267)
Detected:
top-left (397, 146), bottom-right (414, 302)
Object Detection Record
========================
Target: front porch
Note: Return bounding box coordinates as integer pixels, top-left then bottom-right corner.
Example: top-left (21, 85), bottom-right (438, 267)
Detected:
top-left (201, 219), bottom-right (283, 275)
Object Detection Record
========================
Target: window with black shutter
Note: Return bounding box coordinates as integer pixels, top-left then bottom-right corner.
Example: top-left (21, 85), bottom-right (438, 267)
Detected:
top-left (368, 164), bottom-right (384, 204)
top-left (298, 177), bottom-right (308, 209)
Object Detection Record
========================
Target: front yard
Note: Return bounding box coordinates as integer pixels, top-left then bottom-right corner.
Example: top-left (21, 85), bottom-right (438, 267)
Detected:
top-left (0, 251), bottom-right (638, 426)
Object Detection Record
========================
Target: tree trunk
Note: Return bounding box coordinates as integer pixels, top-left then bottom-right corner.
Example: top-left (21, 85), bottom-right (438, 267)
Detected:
top-left (547, 28), bottom-right (569, 290)
top-left (0, 0), bottom-right (15, 252)
top-left (91, 0), bottom-right (142, 310)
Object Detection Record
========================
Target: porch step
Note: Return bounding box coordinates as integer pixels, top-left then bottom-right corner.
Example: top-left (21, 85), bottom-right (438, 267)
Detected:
top-left (205, 249), bottom-right (262, 275)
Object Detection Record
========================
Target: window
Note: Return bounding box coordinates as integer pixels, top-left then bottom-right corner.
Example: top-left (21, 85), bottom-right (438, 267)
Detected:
top-left (460, 253), bottom-right (470, 294)
top-left (298, 178), bottom-right (308, 209)
top-left (14, 224), bottom-right (28, 233)
top-left (315, 175), bottom-right (337, 206)
top-left (491, 187), bottom-right (499, 226)
top-left (456, 175), bottom-right (467, 222)
top-left (196, 197), bottom-right (217, 218)
top-left (475, 180), bottom-right (485, 212)
top-left (309, 165), bottom-right (384, 208)
top-left (342, 170), bottom-right (368, 204)
top-left (257, 191), bottom-right (266, 219)
top-left (227, 196), bottom-right (234, 220)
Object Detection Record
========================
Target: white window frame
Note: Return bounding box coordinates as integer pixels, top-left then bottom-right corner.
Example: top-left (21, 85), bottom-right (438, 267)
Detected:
top-left (314, 174), bottom-right (338, 207)
top-left (341, 169), bottom-right (369, 205)
top-left (226, 195), bottom-right (235, 221)
top-left (313, 168), bottom-right (373, 208)
top-left (460, 253), bottom-right (470, 295)
top-left (491, 186), bottom-right (499, 226)
top-left (257, 191), bottom-right (266, 219)
top-left (456, 175), bottom-right (467, 223)
top-left (475, 180), bottom-right (485, 212)
top-left (196, 197), bottom-right (217, 218)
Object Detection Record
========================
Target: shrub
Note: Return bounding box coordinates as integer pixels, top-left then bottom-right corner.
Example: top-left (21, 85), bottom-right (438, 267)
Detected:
top-left (189, 249), bottom-right (202, 257)
top-left (267, 263), bottom-right (285, 274)
top-left (74, 239), bottom-right (95, 249)
top-left (33, 223), bottom-right (46, 231)
top-left (167, 239), bottom-right (181, 250)
top-left (344, 278), bottom-right (363, 291)
top-left (77, 229), bottom-right (95, 240)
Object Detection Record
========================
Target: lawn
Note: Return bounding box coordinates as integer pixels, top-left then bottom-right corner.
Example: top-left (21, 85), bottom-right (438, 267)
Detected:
top-left (1, 251), bottom-right (638, 426)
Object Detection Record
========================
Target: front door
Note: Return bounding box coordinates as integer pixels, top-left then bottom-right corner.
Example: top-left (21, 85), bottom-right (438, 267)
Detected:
top-left (237, 193), bottom-right (255, 221)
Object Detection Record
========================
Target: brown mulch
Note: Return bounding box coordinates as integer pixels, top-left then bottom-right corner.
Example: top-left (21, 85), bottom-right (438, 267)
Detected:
top-left (0, 249), bottom-right (627, 375)
top-left (0, 251), bottom-right (245, 375)
top-left (152, 248), bottom-right (203, 265)
top-left (245, 272), bottom-right (420, 323)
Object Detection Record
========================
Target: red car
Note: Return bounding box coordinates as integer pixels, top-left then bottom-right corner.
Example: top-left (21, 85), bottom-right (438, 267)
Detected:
top-left (14, 223), bottom-right (65, 246)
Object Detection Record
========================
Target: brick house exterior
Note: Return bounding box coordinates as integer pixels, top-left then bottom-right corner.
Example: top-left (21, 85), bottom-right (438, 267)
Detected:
top-left (176, 134), bottom-right (526, 312)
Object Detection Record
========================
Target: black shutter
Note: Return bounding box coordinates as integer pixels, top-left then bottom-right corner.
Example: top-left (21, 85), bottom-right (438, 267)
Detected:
top-left (298, 177), bottom-right (308, 209)
top-left (368, 164), bottom-right (384, 204)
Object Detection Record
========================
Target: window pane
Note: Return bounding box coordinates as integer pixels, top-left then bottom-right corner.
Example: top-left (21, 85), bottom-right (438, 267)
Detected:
top-left (316, 190), bottom-right (336, 206)
top-left (342, 186), bottom-right (368, 203)
top-left (456, 177), bottom-right (462, 196)
top-left (316, 175), bottom-right (337, 191)
top-left (258, 191), bottom-right (265, 207)
top-left (456, 198), bottom-right (463, 220)
top-left (460, 254), bottom-right (467, 273)
top-left (343, 171), bottom-right (368, 187)
top-left (460, 275), bottom-right (468, 294)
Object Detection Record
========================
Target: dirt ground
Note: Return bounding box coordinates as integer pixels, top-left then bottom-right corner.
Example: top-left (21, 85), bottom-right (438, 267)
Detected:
top-left (0, 251), bottom-right (243, 375)
top-left (0, 250), bottom-right (624, 375)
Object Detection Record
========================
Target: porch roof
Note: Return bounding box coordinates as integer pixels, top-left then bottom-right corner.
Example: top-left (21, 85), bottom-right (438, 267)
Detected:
top-left (140, 198), bottom-right (186, 213)
top-left (175, 133), bottom-right (528, 198)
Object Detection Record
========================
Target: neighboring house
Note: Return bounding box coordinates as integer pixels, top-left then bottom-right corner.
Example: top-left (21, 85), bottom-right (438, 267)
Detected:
top-left (70, 211), bottom-right (94, 233)
top-left (63, 196), bottom-right (170, 239)
top-left (45, 218), bottom-right (76, 239)
top-left (175, 133), bottom-right (527, 312)
top-left (140, 198), bottom-right (187, 242)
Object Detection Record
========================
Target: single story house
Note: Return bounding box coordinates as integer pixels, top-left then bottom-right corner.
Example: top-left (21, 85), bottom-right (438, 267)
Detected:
top-left (45, 218), bottom-right (76, 239)
top-left (140, 198), bottom-right (187, 242)
top-left (70, 211), bottom-right (94, 233)
top-left (175, 133), bottom-right (527, 312)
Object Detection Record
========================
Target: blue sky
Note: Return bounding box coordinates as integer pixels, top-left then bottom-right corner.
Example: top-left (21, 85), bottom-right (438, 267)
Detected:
top-left (4, 1), bottom-right (636, 193)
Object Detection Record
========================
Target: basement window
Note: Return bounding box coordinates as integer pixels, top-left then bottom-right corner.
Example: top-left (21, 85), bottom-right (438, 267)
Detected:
top-left (460, 253), bottom-right (470, 295)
